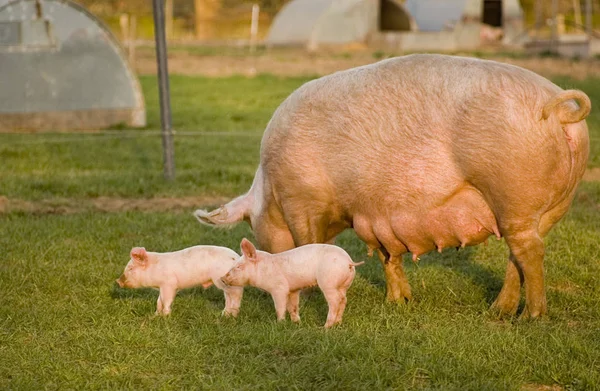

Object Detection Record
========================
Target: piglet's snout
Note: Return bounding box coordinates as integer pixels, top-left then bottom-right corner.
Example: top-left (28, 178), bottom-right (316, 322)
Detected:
top-left (220, 275), bottom-right (230, 286)
top-left (116, 275), bottom-right (127, 288)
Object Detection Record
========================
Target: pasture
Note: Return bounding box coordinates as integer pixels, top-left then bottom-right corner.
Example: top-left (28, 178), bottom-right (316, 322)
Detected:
top-left (1, 71), bottom-right (600, 390)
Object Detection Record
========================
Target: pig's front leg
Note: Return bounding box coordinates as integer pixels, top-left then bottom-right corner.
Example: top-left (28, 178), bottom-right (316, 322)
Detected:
top-left (156, 286), bottom-right (177, 316)
top-left (286, 291), bottom-right (301, 322)
top-left (270, 290), bottom-right (289, 322)
top-left (377, 249), bottom-right (412, 302)
top-left (222, 286), bottom-right (243, 317)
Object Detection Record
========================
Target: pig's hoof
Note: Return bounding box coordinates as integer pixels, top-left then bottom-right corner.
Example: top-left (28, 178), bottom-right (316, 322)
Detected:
top-left (518, 305), bottom-right (547, 320)
top-left (384, 282), bottom-right (412, 304)
top-left (385, 291), bottom-right (411, 304)
top-left (490, 292), bottom-right (520, 318)
top-left (489, 301), bottom-right (519, 319)
top-left (324, 320), bottom-right (341, 329)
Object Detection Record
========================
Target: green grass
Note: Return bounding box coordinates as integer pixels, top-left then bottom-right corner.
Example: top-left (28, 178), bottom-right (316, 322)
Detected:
top-left (1, 73), bottom-right (600, 389)
top-left (1, 183), bottom-right (599, 390)
top-left (0, 74), bottom-right (598, 201)
top-left (0, 75), bottom-right (311, 200)
top-left (141, 74), bottom-right (311, 132)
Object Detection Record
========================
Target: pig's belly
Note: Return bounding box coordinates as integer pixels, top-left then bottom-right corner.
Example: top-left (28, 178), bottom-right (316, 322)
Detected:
top-left (352, 186), bottom-right (499, 257)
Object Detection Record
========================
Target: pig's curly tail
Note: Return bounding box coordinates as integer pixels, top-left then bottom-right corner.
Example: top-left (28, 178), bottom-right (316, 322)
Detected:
top-left (541, 90), bottom-right (591, 124)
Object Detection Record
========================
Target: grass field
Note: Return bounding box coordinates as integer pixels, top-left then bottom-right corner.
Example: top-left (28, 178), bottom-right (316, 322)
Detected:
top-left (1, 71), bottom-right (600, 390)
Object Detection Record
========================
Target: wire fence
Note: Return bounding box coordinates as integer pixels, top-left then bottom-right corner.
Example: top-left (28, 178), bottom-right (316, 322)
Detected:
top-left (0, 130), bottom-right (264, 145)
top-left (1, 130), bottom-right (599, 146)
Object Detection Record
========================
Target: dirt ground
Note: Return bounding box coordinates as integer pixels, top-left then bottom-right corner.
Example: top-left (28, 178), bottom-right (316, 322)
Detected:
top-left (0, 195), bottom-right (229, 215)
top-left (584, 167), bottom-right (600, 181)
top-left (133, 46), bottom-right (600, 80)
top-left (2, 167), bottom-right (599, 215)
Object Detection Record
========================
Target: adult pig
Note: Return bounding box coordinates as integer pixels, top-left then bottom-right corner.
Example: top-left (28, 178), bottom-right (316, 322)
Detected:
top-left (195, 54), bottom-right (591, 318)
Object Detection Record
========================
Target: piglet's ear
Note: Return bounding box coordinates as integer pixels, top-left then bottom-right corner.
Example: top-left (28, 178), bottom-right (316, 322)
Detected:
top-left (240, 238), bottom-right (257, 262)
top-left (130, 247), bottom-right (148, 265)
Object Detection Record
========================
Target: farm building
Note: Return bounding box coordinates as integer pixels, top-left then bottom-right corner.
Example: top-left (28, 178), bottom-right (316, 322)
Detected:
top-left (265, 0), bottom-right (524, 51)
top-left (0, 0), bottom-right (145, 131)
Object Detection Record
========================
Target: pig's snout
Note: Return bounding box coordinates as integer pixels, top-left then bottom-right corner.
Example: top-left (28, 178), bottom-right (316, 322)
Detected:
top-left (221, 271), bottom-right (237, 286)
top-left (116, 275), bottom-right (127, 288)
top-left (220, 275), bottom-right (230, 286)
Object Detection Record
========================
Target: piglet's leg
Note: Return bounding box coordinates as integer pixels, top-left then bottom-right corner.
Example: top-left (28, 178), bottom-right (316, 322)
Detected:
top-left (271, 291), bottom-right (289, 322)
top-left (286, 291), bottom-right (301, 322)
top-left (156, 296), bottom-right (164, 314)
top-left (322, 289), bottom-right (342, 328)
top-left (335, 290), bottom-right (348, 325)
top-left (157, 286), bottom-right (177, 316)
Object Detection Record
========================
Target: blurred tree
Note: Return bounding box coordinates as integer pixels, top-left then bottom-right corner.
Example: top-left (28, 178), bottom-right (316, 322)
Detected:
top-left (72, 0), bottom-right (598, 41)
top-left (194, 0), bottom-right (221, 39)
top-left (241, 0), bottom-right (288, 16)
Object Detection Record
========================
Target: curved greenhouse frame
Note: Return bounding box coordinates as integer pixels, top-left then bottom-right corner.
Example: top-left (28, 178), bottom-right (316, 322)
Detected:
top-left (0, 0), bottom-right (146, 131)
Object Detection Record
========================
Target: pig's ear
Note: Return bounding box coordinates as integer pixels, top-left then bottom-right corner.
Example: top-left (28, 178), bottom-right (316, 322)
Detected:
top-left (240, 238), bottom-right (257, 262)
top-left (130, 247), bottom-right (148, 266)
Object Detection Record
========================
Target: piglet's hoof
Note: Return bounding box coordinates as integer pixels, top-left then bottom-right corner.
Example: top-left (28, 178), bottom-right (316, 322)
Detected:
top-left (221, 310), bottom-right (239, 318)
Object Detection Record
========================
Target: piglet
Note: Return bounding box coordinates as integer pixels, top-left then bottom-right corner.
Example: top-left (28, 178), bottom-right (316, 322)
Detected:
top-left (116, 245), bottom-right (243, 317)
top-left (221, 238), bottom-right (363, 328)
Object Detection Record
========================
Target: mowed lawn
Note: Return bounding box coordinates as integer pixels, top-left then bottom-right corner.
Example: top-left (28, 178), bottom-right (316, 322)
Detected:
top-left (1, 72), bottom-right (600, 390)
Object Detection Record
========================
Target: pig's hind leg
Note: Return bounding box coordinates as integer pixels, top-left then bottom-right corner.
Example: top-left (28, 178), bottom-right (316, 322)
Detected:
top-left (286, 291), bottom-right (301, 322)
top-left (335, 291), bottom-right (348, 325)
top-left (492, 199), bottom-right (581, 317)
top-left (491, 253), bottom-right (523, 316)
top-left (322, 288), bottom-right (344, 328)
top-left (285, 208), bottom-right (337, 247)
top-left (497, 229), bottom-right (546, 318)
top-left (332, 267), bottom-right (356, 325)
top-left (253, 205), bottom-right (296, 253)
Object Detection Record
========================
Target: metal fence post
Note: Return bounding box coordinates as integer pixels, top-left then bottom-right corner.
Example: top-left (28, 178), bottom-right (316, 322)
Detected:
top-left (551, 0), bottom-right (558, 53)
top-left (250, 4), bottom-right (259, 53)
top-left (585, 0), bottom-right (592, 37)
top-left (152, 0), bottom-right (176, 181)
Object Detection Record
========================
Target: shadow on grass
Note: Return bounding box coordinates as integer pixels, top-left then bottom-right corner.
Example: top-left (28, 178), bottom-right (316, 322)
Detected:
top-left (110, 284), bottom-right (228, 308)
top-left (354, 244), bottom-right (507, 307)
top-left (110, 282), bottom-right (282, 321)
top-left (110, 284), bottom-right (157, 300)
top-left (422, 246), bottom-right (506, 306)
